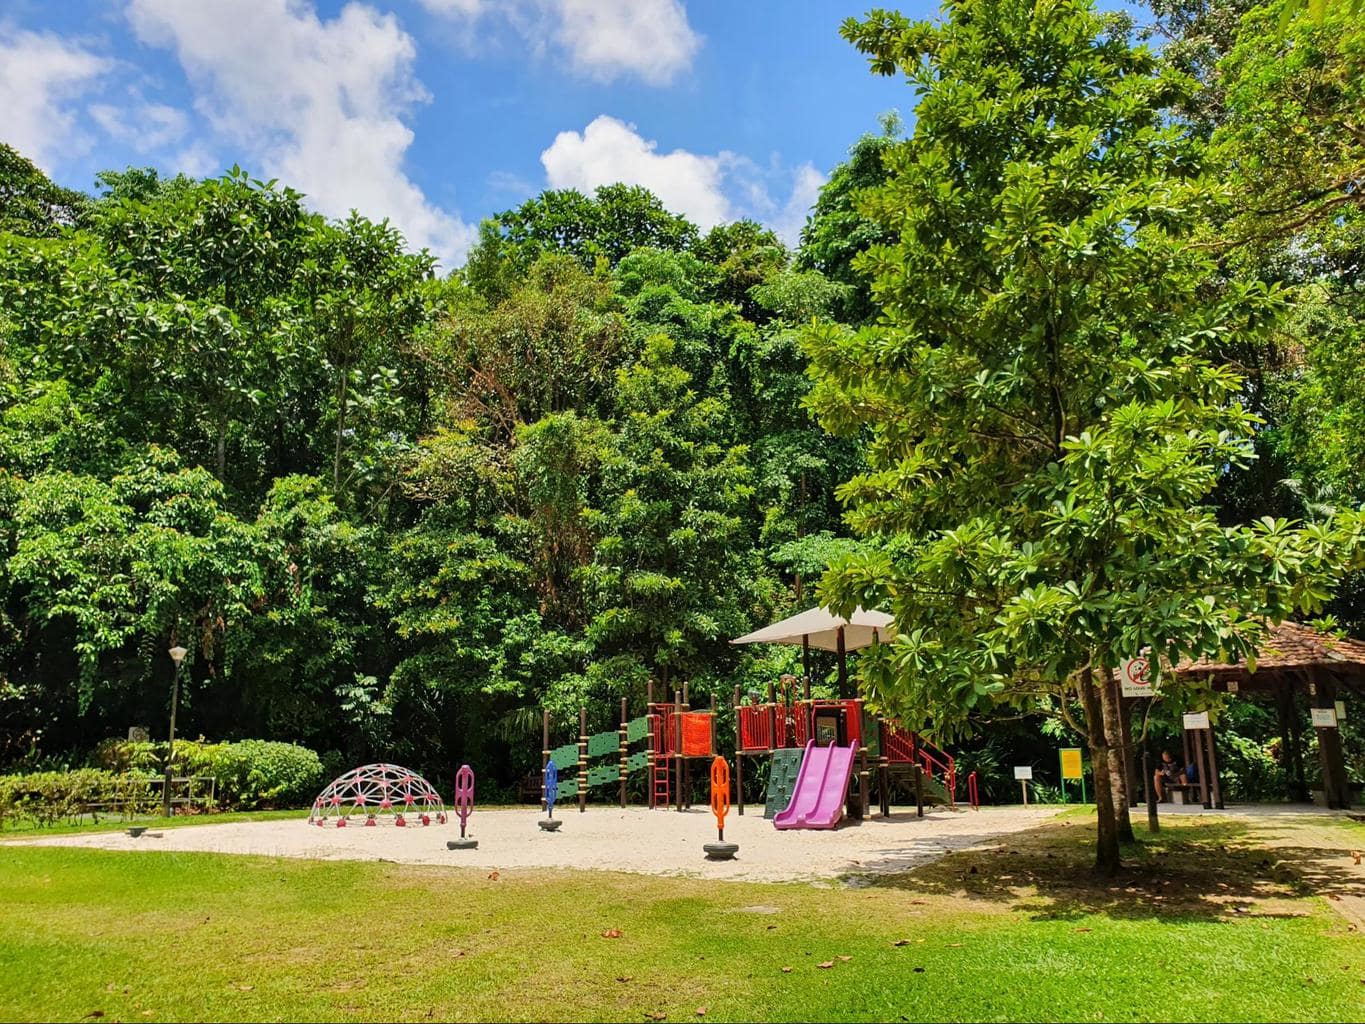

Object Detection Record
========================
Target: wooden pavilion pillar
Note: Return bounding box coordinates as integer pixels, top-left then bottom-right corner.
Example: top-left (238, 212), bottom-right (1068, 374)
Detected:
top-left (1276, 682), bottom-right (1310, 802)
top-left (1311, 673), bottom-right (1352, 809)
top-left (836, 626), bottom-right (848, 698)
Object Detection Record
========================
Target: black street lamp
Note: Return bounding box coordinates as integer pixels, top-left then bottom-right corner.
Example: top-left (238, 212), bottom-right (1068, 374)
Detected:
top-left (163, 645), bottom-right (188, 818)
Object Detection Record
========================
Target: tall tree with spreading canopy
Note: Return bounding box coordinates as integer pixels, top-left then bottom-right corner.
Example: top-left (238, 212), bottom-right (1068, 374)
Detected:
top-left (807, 0), bottom-right (1363, 873)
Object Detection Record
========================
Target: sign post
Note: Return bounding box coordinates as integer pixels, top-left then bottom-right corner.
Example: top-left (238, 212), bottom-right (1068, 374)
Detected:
top-left (1013, 765), bottom-right (1033, 806)
top-left (1059, 748), bottom-right (1085, 803)
top-left (1120, 656), bottom-right (1160, 698)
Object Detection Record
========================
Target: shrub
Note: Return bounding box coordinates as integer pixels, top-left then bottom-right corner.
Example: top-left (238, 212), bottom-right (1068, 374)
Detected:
top-left (90, 738), bottom-right (324, 809)
top-left (0, 769), bottom-right (156, 829)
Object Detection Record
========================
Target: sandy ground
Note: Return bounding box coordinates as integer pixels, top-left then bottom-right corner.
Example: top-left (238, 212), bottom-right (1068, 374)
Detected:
top-left (13, 805), bottom-right (1061, 883)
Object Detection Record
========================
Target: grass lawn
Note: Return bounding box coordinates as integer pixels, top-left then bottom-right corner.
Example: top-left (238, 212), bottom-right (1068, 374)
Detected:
top-left (1, 816), bottom-right (1360, 1022)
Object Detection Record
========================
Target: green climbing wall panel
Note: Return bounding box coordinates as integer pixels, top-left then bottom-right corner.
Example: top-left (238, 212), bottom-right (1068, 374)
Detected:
top-left (587, 730), bottom-right (619, 758)
top-left (625, 751), bottom-right (650, 774)
top-left (625, 716), bottom-right (650, 744)
top-left (549, 743), bottom-right (578, 768)
top-left (763, 748), bottom-right (806, 819)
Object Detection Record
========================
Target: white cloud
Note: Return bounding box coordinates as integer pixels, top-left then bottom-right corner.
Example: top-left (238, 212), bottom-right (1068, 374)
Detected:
top-left (554, 0), bottom-right (700, 86)
top-left (89, 101), bottom-right (189, 152)
top-left (0, 26), bottom-right (111, 170)
top-left (422, 0), bottom-right (701, 86)
top-left (127, 0), bottom-right (475, 268)
top-left (773, 163), bottom-right (826, 247)
top-left (542, 115), bottom-right (730, 228)
top-left (540, 115), bottom-right (825, 243)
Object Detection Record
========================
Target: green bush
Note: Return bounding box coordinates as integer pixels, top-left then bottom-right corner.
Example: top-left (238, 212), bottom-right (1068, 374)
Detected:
top-left (91, 738), bottom-right (323, 809)
top-left (1217, 732), bottom-right (1287, 802)
top-left (0, 769), bottom-right (156, 829)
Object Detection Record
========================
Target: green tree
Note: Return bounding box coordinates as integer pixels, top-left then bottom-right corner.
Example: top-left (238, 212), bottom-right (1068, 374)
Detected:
top-left (0, 145), bottom-right (87, 238)
top-left (795, 115), bottom-right (901, 324)
top-left (808, 0), bottom-right (1363, 873)
top-left (463, 185), bottom-right (699, 301)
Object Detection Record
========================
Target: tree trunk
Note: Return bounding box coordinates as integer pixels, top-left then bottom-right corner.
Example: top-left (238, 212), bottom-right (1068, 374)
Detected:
top-left (1099, 669), bottom-right (1135, 843)
top-left (1079, 666), bottom-right (1121, 876)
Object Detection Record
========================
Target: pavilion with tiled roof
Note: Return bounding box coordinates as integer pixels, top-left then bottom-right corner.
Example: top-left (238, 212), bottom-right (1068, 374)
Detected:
top-left (1168, 621), bottom-right (1359, 809)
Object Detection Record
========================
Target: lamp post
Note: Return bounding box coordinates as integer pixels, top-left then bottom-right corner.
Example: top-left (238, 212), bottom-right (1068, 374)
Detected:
top-left (163, 645), bottom-right (188, 818)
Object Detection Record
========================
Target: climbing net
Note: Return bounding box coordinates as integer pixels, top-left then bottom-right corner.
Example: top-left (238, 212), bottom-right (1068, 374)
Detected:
top-left (308, 763), bottom-right (447, 827)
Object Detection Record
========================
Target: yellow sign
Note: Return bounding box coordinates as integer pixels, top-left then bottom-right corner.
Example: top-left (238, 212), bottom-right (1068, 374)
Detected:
top-left (1060, 748), bottom-right (1083, 780)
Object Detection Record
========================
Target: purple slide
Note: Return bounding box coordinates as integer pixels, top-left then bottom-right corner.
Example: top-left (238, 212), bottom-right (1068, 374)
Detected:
top-left (773, 739), bottom-right (857, 830)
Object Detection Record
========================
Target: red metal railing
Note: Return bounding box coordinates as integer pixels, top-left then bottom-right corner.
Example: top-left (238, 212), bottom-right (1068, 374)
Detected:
top-left (737, 705), bottom-right (772, 752)
top-left (883, 725), bottom-right (957, 807)
top-left (967, 771), bottom-right (979, 810)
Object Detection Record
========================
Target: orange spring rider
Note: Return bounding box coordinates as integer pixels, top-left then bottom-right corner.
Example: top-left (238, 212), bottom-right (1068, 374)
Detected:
top-left (710, 755), bottom-right (730, 842)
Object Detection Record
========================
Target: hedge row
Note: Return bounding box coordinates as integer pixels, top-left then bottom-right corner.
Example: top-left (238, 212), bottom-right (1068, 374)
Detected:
top-left (0, 739), bottom-right (325, 829)
top-left (92, 738), bottom-right (324, 809)
top-left (0, 769), bottom-right (157, 828)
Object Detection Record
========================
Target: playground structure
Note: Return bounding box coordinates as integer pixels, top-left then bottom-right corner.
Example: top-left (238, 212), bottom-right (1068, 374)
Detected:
top-left (733, 680), bottom-right (965, 821)
top-left (539, 681), bottom-right (716, 813)
top-left (308, 763), bottom-right (447, 828)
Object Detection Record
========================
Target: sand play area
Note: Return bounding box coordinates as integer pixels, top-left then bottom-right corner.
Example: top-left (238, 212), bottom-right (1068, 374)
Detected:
top-left (15, 805), bottom-right (1060, 883)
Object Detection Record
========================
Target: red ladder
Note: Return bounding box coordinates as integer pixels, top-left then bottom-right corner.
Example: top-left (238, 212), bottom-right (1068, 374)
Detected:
top-left (649, 713), bottom-right (670, 809)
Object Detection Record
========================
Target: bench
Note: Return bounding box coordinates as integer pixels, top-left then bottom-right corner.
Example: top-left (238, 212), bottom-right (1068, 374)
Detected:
top-left (1166, 782), bottom-right (1200, 805)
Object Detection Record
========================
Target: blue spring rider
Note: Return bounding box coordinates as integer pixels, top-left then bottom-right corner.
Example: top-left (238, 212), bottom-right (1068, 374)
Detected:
top-left (539, 758), bottom-right (562, 831)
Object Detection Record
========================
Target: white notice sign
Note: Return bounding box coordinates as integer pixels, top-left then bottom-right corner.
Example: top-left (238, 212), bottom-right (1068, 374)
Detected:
top-left (1182, 711), bottom-right (1210, 730)
top-left (1311, 707), bottom-right (1339, 728)
top-left (1119, 656), bottom-right (1159, 698)
top-left (1013, 766), bottom-right (1033, 781)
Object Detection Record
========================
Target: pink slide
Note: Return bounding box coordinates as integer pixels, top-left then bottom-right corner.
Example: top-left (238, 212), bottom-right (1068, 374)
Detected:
top-left (773, 739), bottom-right (857, 830)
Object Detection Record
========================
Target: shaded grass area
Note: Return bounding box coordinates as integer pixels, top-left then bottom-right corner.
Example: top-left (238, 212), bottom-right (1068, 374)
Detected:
top-left (0, 808), bottom-right (307, 837)
top-left (1, 817), bottom-right (1361, 1022)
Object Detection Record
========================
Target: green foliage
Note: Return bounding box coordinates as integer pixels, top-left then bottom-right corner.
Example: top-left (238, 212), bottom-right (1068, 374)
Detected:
top-left (90, 737), bottom-right (323, 809)
top-left (463, 185), bottom-right (699, 300)
top-left (0, 769), bottom-right (155, 828)
top-left (811, 0), bottom-right (1365, 869)
top-left (0, 144), bottom-right (88, 237)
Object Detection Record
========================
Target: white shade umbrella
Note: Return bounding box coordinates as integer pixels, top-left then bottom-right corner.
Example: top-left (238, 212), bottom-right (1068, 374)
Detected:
top-left (730, 606), bottom-right (895, 652)
top-left (731, 605), bottom-right (894, 696)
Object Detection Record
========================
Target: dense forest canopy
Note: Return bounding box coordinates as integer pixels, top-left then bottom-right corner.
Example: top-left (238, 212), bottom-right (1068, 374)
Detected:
top-left (1, 0), bottom-right (1362, 845)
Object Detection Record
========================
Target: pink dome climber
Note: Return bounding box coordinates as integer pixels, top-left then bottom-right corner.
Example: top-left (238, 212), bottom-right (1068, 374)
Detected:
top-left (307, 763), bottom-right (447, 828)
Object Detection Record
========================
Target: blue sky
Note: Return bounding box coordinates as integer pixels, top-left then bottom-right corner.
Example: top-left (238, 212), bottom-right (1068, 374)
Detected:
top-left (0, 1), bottom-right (942, 267)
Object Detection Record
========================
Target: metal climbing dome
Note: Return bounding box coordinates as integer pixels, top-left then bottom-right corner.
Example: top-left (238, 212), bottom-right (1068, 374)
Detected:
top-left (308, 763), bottom-right (447, 827)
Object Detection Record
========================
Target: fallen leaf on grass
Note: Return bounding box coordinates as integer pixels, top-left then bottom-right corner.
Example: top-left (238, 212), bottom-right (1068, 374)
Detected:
top-left (1073, 928), bottom-right (1092, 934)
top-left (913, 967), bottom-right (925, 974)
top-left (603, 928), bottom-right (623, 939)
top-left (780, 967), bottom-right (792, 973)
top-left (695, 1008), bottom-right (708, 1017)
top-left (643, 1012), bottom-right (666, 1021)
top-left (817, 961), bottom-right (835, 969)
top-left (892, 939), bottom-right (910, 947)
top-left (617, 977), bottom-right (633, 983)
top-left (81, 1014), bottom-right (104, 1021)
top-left (947, 943), bottom-right (963, 948)
top-left (837, 956), bottom-right (852, 962)
top-left (234, 984), bottom-right (254, 992)
top-left (487, 872), bottom-right (500, 881)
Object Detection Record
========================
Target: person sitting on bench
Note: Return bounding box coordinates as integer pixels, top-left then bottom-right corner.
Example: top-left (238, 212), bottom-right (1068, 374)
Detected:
top-left (1153, 750), bottom-right (1180, 801)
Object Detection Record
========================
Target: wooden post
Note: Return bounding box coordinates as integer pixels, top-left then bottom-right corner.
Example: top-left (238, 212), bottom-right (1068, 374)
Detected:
top-left (619, 696), bottom-right (628, 809)
top-left (1201, 731), bottom-right (1212, 813)
top-left (733, 686), bottom-right (744, 816)
top-left (836, 625), bottom-right (848, 698)
top-left (1207, 723), bottom-right (1224, 810)
top-left (1312, 674), bottom-right (1351, 809)
top-left (802, 634), bottom-right (811, 686)
top-left (914, 764), bottom-right (924, 818)
top-left (674, 688), bottom-right (684, 813)
top-left (1020, 778), bottom-right (1029, 806)
top-left (578, 707), bottom-right (588, 813)
top-left (1277, 683), bottom-right (1308, 801)
top-left (1144, 745), bottom-right (1159, 833)
top-left (767, 681), bottom-right (778, 748)
top-left (542, 710), bottom-right (551, 814)
top-left (710, 692), bottom-right (717, 756)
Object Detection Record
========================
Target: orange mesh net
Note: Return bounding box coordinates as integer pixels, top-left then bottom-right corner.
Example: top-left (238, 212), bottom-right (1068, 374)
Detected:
top-left (680, 713), bottom-right (712, 755)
